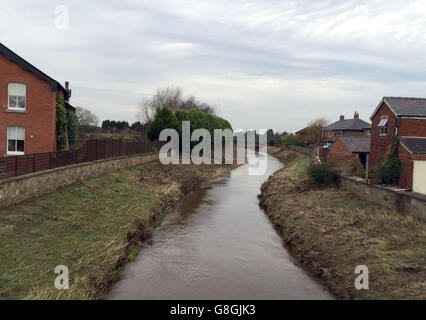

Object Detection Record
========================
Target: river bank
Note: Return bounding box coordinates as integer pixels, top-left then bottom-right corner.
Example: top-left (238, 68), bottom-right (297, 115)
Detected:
top-left (108, 150), bottom-right (332, 300)
top-left (0, 159), bottom-right (236, 299)
top-left (259, 147), bottom-right (426, 299)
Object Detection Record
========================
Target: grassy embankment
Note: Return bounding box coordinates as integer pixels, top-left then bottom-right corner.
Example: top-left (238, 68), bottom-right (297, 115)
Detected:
top-left (0, 160), bottom-right (236, 300)
top-left (259, 147), bottom-right (426, 299)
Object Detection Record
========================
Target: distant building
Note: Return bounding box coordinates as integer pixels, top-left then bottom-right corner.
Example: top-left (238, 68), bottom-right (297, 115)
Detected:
top-left (321, 112), bottom-right (371, 145)
top-left (322, 136), bottom-right (370, 170)
top-left (369, 97), bottom-right (426, 192)
top-left (295, 127), bottom-right (309, 144)
top-left (0, 43), bottom-right (74, 156)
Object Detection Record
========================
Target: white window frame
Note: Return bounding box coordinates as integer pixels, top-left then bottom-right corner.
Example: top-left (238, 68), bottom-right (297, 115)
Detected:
top-left (378, 118), bottom-right (388, 136)
top-left (378, 119), bottom-right (388, 127)
top-left (7, 126), bottom-right (25, 155)
top-left (380, 124), bottom-right (388, 136)
top-left (7, 83), bottom-right (27, 111)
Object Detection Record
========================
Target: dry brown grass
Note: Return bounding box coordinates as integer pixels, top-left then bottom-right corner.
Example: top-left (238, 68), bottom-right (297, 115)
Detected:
top-left (259, 149), bottom-right (426, 299)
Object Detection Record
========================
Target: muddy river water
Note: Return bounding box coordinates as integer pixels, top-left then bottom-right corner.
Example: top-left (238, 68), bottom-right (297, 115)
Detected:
top-left (108, 151), bottom-right (333, 299)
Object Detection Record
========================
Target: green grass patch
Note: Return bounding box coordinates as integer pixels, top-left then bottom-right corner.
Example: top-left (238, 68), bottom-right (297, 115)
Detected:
top-left (0, 163), bottom-right (159, 300)
top-left (295, 156), bottom-right (310, 177)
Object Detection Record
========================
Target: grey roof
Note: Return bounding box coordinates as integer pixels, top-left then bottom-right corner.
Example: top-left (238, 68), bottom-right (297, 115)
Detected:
top-left (322, 118), bottom-right (371, 131)
top-left (400, 137), bottom-right (426, 154)
top-left (338, 136), bottom-right (371, 153)
top-left (0, 43), bottom-right (68, 98)
top-left (371, 97), bottom-right (426, 119)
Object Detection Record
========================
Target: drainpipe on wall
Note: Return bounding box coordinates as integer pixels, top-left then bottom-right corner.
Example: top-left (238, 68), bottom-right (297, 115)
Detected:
top-left (395, 117), bottom-right (400, 136)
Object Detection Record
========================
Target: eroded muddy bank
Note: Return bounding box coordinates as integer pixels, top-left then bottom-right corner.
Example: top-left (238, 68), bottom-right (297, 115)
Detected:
top-left (258, 147), bottom-right (426, 299)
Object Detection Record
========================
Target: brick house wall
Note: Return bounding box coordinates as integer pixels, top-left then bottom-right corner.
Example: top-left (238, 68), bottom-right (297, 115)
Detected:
top-left (398, 118), bottom-right (426, 136)
top-left (369, 100), bottom-right (426, 190)
top-left (318, 147), bottom-right (328, 162)
top-left (398, 144), bottom-right (426, 189)
top-left (397, 119), bottom-right (426, 189)
top-left (369, 102), bottom-right (397, 170)
top-left (0, 54), bottom-right (59, 156)
top-left (321, 129), bottom-right (365, 143)
top-left (325, 138), bottom-right (357, 170)
top-left (298, 132), bottom-right (308, 143)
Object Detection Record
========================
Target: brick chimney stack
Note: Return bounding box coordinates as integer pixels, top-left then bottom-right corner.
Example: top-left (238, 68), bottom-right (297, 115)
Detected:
top-left (354, 111), bottom-right (359, 119)
top-left (65, 81), bottom-right (72, 101)
top-left (340, 115), bottom-right (345, 120)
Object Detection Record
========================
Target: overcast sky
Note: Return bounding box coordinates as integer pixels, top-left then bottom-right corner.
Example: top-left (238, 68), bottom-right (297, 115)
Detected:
top-left (2, 0), bottom-right (426, 132)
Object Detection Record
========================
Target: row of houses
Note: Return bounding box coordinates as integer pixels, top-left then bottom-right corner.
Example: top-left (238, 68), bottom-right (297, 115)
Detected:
top-left (0, 43), bottom-right (75, 156)
top-left (317, 98), bottom-right (426, 194)
top-left (1, 42), bottom-right (425, 194)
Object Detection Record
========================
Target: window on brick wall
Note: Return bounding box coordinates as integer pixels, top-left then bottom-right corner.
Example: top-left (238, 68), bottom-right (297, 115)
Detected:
top-left (7, 126), bottom-right (25, 155)
top-left (378, 118), bottom-right (388, 135)
top-left (8, 83), bottom-right (26, 110)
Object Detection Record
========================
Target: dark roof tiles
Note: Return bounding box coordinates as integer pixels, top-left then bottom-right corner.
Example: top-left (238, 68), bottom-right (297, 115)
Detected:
top-left (322, 118), bottom-right (371, 131)
top-left (371, 97), bottom-right (426, 119)
top-left (384, 97), bottom-right (426, 117)
top-left (338, 136), bottom-right (371, 153)
top-left (400, 137), bottom-right (426, 154)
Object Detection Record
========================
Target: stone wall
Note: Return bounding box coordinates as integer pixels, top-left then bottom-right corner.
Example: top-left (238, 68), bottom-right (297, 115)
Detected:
top-left (339, 175), bottom-right (426, 221)
top-left (290, 147), bottom-right (426, 221)
top-left (0, 153), bottom-right (157, 208)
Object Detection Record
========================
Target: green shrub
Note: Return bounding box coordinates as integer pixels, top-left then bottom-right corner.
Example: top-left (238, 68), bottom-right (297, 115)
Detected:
top-left (147, 106), bottom-right (179, 141)
top-left (56, 94), bottom-right (68, 151)
top-left (376, 158), bottom-right (402, 184)
top-left (308, 163), bottom-right (338, 185)
top-left (280, 134), bottom-right (303, 146)
top-left (374, 135), bottom-right (402, 185)
top-left (148, 106), bottom-right (232, 141)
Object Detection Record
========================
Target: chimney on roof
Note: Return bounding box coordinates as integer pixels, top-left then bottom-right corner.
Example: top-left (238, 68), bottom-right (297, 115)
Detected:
top-left (64, 81), bottom-right (72, 101)
top-left (340, 115), bottom-right (345, 120)
top-left (354, 111), bottom-right (359, 119)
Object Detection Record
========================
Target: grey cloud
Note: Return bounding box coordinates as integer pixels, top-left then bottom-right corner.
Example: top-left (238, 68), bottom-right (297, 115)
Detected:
top-left (2, 0), bottom-right (426, 132)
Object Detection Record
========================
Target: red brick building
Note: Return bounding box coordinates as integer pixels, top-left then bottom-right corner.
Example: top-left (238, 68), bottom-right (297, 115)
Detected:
top-left (369, 97), bottom-right (426, 190)
top-left (0, 43), bottom-right (73, 156)
top-left (295, 127), bottom-right (309, 144)
top-left (321, 112), bottom-right (371, 144)
top-left (321, 136), bottom-right (370, 170)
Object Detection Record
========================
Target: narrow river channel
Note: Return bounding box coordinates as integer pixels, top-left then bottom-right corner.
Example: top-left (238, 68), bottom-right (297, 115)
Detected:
top-left (108, 151), bottom-right (333, 299)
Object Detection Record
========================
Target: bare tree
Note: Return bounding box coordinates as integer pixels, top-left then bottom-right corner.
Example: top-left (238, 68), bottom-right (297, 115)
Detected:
top-left (75, 107), bottom-right (100, 126)
top-left (136, 99), bottom-right (155, 124)
top-left (136, 86), bottom-right (217, 124)
top-left (136, 87), bottom-right (182, 124)
top-left (305, 117), bottom-right (329, 144)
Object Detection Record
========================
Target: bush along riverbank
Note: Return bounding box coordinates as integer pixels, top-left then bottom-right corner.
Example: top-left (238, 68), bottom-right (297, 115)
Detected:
top-left (259, 147), bottom-right (426, 300)
top-left (0, 159), bottom-right (237, 300)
